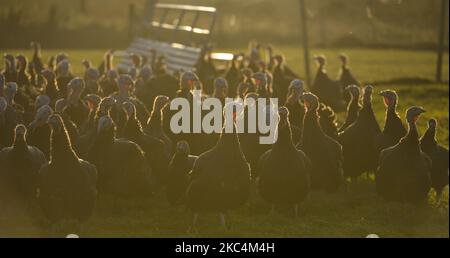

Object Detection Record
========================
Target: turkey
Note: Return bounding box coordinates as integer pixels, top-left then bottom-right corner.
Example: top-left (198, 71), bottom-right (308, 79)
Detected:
top-left (338, 54), bottom-right (360, 104)
top-left (0, 125), bottom-right (46, 211)
top-left (376, 107), bottom-right (431, 203)
top-left (99, 69), bottom-right (119, 97)
top-left (15, 55), bottom-right (32, 88)
top-left (272, 55), bottom-right (298, 105)
top-left (186, 103), bottom-right (251, 229)
top-left (79, 94), bottom-right (101, 135)
top-left (145, 95), bottom-right (173, 155)
top-left (87, 115), bottom-right (152, 198)
top-left (55, 98), bottom-right (79, 145)
top-left (311, 55), bottom-right (345, 112)
top-left (298, 93), bottom-right (343, 192)
top-left (122, 100), bottom-right (169, 189)
top-left (134, 65), bottom-right (152, 106)
top-left (377, 90), bottom-right (407, 152)
top-left (339, 85), bottom-right (381, 184)
top-left (237, 68), bottom-right (256, 99)
top-left (318, 103), bottom-right (339, 140)
top-left (74, 96), bottom-right (115, 158)
top-left (27, 105), bottom-right (53, 159)
top-left (212, 77), bottom-right (228, 106)
top-left (420, 119), bottom-right (449, 204)
top-left (38, 114), bottom-right (97, 225)
top-left (4, 81), bottom-right (32, 124)
top-left (285, 79), bottom-right (306, 131)
top-left (98, 50), bottom-right (114, 77)
top-left (253, 72), bottom-right (270, 99)
top-left (166, 140), bottom-right (198, 206)
top-left (40, 69), bottom-right (60, 102)
top-left (111, 75), bottom-right (149, 134)
top-left (64, 78), bottom-right (89, 127)
top-left (239, 92), bottom-right (268, 177)
top-left (0, 97), bottom-right (7, 148)
top-left (1, 82), bottom-right (24, 148)
top-left (30, 42), bottom-right (45, 74)
top-left (35, 95), bottom-right (51, 111)
top-left (0, 74), bottom-right (4, 97)
top-left (144, 59), bottom-right (179, 103)
top-left (258, 107), bottom-right (311, 216)
top-left (83, 68), bottom-right (101, 97)
top-left (3, 54), bottom-right (18, 82)
top-left (225, 55), bottom-right (242, 98)
top-left (55, 60), bottom-right (74, 97)
top-left (338, 85), bottom-right (361, 132)
top-left (16, 55), bottom-right (37, 109)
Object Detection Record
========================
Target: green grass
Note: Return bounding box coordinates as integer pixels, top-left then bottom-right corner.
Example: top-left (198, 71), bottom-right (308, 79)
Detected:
top-left (0, 47), bottom-right (448, 238)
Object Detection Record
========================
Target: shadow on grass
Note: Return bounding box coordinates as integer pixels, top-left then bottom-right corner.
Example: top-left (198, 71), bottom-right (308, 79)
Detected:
top-left (370, 77), bottom-right (448, 86)
top-left (0, 176), bottom-right (447, 238)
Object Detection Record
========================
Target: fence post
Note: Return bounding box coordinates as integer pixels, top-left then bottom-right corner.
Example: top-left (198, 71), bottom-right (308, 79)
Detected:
top-left (436, 0), bottom-right (448, 82)
top-left (80, 0), bottom-right (87, 14)
top-left (128, 4), bottom-right (136, 39)
top-left (299, 0), bottom-right (311, 87)
top-left (145, 0), bottom-right (159, 23)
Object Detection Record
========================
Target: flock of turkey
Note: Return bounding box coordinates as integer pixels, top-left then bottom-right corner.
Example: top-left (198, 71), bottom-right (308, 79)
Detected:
top-left (0, 42), bottom-right (448, 232)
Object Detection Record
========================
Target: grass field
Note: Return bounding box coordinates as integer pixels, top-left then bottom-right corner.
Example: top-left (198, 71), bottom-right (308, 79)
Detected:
top-left (0, 47), bottom-right (448, 238)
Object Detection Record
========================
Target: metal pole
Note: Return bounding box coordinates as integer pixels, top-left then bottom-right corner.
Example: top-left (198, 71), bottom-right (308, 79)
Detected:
top-left (436, 0), bottom-right (448, 82)
top-left (299, 0), bottom-right (311, 87)
top-left (172, 10), bottom-right (186, 42)
top-left (207, 12), bottom-right (217, 43)
top-left (128, 4), bottom-right (136, 39)
top-left (144, 0), bottom-right (159, 23)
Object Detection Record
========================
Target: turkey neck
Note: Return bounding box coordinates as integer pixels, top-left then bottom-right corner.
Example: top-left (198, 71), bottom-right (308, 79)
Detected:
top-left (362, 94), bottom-right (372, 110)
top-left (50, 127), bottom-right (79, 164)
top-left (303, 108), bottom-right (323, 139)
top-left (318, 64), bottom-right (325, 74)
top-left (275, 63), bottom-right (284, 72)
top-left (45, 80), bottom-right (58, 93)
top-left (8, 61), bottom-right (17, 73)
top-left (124, 115), bottom-right (143, 140)
top-left (106, 55), bottom-right (112, 71)
top-left (348, 93), bottom-right (360, 113)
top-left (118, 91), bottom-right (131, 102)
top-left (86, 109), bottom-right (97, 130)
top-left (421, 126), bottom-right (437, 150)
top-left (95, 129), bottom-right (115, 147)
top-left (361, 94), bottom-right (379, 132)
top-left (12, 133), bottom-right (27, 153)
top-left (403, 120), bottom-right (421, 153)
top-left (148, 108), bottom-right (163, 132)
top-left (384, 107), bottom-right (402, 133)
top-left (273, 122), bottom-right (295, 152)
top-left (5, 93), bottom-right (15, 106)
top-left (33, 47), bottom-right (40, 59)
top-left (178, 89), bottom-right (191, 98)
top-left (216, 126), bottom-right (244, 158)
top-left (173, 151), bottom-right (189, 167)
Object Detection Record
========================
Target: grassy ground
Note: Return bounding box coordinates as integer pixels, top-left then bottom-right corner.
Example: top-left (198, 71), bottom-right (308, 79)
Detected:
top-left (0, 47), bottom-right (448, 238)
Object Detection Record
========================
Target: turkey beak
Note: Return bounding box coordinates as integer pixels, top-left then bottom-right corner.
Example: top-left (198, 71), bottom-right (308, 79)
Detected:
top-left (413, 109), bottom-right (426, 123)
